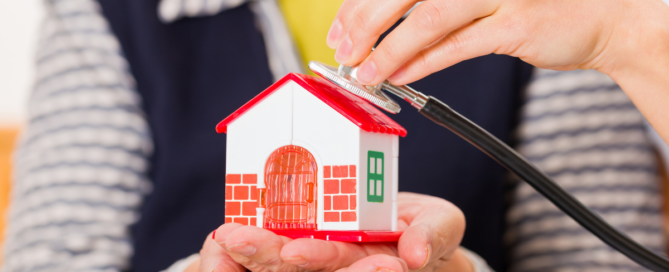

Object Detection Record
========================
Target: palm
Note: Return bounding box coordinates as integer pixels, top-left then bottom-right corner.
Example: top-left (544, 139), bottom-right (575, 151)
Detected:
top-left (205, 192), bottom-right (465, 272)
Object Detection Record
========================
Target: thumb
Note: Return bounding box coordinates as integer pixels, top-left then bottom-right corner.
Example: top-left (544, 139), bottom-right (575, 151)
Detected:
top-left (200, 229), bottom-right (246, 272)
top-left (397, 198), bottom-right (466, 270)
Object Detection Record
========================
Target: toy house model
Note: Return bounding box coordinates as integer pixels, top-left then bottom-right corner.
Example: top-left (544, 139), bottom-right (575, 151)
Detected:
top-left (217, 73), bottom-right (406, 241)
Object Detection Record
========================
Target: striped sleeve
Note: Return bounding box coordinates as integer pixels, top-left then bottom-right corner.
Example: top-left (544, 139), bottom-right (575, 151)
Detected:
top-left (2, 0), bottom-right (152, 271)
top-left (506, 69), bottom-right (665, 271)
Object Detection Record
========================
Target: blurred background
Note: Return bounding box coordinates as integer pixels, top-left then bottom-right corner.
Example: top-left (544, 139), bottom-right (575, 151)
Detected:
top-left (0, 0), bottom-right (43, 266)
top-left (0, 0), bottom-right (668, 271)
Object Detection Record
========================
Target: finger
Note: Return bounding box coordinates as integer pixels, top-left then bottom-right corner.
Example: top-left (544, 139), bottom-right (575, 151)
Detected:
top-left (328, 0), bottom-right (417, 64)
top-left (387, 15), bottom-right (510, 85)
top-left (397, 195), bottom-right (466, 269)
top-left (200, 230), bottom-right (246, 272)
top-left (396, 192), bottom-right (450, 222)
top-left (356, 0), bottom-right (502, 85)
top-left (212, 222), bottom-right (245, 247)
top-left (327, 0), bottom-right (414, 48)
top-left (335, 254), bottom-right (409, 272)
top-left (280, 238), bottom-right (398, 270)
top-left (397, 218), bottom-right (410, 231)
top-left (222, 225), bottom-right (294, 271)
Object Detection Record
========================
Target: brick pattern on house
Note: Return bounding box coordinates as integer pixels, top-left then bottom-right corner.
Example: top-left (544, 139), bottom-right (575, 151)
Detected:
top-left (323, 165), bottom-right (357, 222)
top-left (225, 174), bottom-right (258, 226)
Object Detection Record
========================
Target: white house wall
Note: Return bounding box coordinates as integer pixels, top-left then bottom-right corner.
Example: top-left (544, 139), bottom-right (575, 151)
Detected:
top-left (226, 82), bottom-right (294, 227)
top-left (358, 130), bottom-right (398, 231)
top-left (226, 81), bottom-right (294, 176)
top-left (292, 84), bottom-right (361, 230)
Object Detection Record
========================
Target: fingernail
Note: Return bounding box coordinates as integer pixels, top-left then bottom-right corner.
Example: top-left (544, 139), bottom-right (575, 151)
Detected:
top-left (335, 35), bottom-right (353, 64)
top-left (388, 66), bottom-right (405, 83)
top-left (228, 243), bottom-right (257, 256)
top-left (283, 256), bottom-right (309, 267)
top-left (375, 269), bottom-right (396, 272)
top-left (356, 61), bottom-right (377, 84)
top-left (214, 230), bottom-right (228, 245)
top-left (327, 19), bottom-right (343, 49)
top-left (419, 244), bottom-right (432, 268)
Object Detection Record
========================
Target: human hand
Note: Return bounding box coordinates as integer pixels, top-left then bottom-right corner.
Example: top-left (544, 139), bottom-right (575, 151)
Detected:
top-left (326, 0), bottom-right (669, 86)
top-left (182, 230), bottom-right (244, 272)
top-left (188, 192), bottom-right (472, 271)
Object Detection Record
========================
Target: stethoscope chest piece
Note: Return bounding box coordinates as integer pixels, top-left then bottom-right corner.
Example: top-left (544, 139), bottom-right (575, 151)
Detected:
top-left (308, 61), bottom-right (401, 113)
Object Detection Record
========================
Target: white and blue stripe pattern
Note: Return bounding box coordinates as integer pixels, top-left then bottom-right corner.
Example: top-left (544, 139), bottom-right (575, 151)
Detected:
top-left (3, 0), bottom-right (302, 271)
top-left (2, 0), bottom-right (152, 271)
top-left (507, 69), bottom-right (664, 271)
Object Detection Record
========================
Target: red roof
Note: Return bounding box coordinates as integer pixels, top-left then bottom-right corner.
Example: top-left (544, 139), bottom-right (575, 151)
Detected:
top-left (216, 73), bottom-right (406, 137)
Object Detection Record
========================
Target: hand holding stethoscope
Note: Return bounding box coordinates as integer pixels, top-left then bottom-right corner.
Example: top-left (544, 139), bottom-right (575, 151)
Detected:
top-left (319, 0), bottom-right (669, 269)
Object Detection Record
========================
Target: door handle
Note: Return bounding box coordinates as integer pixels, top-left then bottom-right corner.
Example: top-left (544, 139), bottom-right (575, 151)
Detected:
top-left (306, 182), bottom-right (314, 203)
top-left (258, 188), bottom-right (266, 208)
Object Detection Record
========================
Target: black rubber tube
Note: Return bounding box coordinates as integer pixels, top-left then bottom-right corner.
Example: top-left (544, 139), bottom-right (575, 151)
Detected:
top-left (419, 96), bottom-right (669, 271)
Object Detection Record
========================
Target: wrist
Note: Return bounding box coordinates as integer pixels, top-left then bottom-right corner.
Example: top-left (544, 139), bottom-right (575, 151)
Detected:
top-left (598, 0), bottom-right (669, 78)
top-left (598, 0), bottom-right (669, 142)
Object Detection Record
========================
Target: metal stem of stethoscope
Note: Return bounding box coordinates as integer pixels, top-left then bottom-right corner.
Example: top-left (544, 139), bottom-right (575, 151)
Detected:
top-left (309, 60), bottom-right (669, 272)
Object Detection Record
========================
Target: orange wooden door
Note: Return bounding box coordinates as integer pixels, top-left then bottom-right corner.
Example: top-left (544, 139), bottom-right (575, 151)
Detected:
top-left (264, 145), bottom-right (317, 230)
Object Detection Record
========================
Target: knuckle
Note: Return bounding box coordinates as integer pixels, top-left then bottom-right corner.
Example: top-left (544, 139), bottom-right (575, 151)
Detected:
top-left (258, 256), bottom-right (283, 267)
top-left (230, 256), bottom-right (258, 271)
top-left (415, 2), bottom-right (445, 31)
top-left (445, 32), bottom-right (467, 54)
top-left (495, 18), bottom-right (528, 55)
top-left (377, 41), bottom-right (400, 63)
top-left (353, 11), bottom-right (372, 34)
top-left (414, 51), bottom-right (432, 72)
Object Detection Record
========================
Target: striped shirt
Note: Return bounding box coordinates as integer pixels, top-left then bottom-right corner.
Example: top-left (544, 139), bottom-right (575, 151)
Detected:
top-left (507, 69), bottom-right (666, 271)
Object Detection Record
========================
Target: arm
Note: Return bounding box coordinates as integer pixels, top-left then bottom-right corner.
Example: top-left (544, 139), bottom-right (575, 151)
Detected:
top-left (326, 0), bottom-right (669, 143)
top-left (2, 0), bottom-right (152, 271)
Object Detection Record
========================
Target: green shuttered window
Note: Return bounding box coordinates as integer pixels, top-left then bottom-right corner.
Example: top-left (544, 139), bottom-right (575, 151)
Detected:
top-left (367, 151), bottom-right (384, 203)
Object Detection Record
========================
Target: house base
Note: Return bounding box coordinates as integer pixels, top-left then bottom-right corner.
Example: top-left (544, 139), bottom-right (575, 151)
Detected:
top-left (270, 230), bottom-right (402, 242)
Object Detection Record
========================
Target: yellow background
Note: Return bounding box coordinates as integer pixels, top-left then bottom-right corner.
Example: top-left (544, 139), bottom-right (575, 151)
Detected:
top-left (278, 0), bottom-right (344, 72)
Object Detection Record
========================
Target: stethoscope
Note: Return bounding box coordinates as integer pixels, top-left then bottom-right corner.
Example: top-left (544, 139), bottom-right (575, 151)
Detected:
top-left (309, 60), bottom-right (669, 271)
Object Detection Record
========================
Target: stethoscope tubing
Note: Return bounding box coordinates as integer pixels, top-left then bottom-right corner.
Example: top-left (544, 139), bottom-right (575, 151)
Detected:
top-left (419, 96), bottom-right (669, 272)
